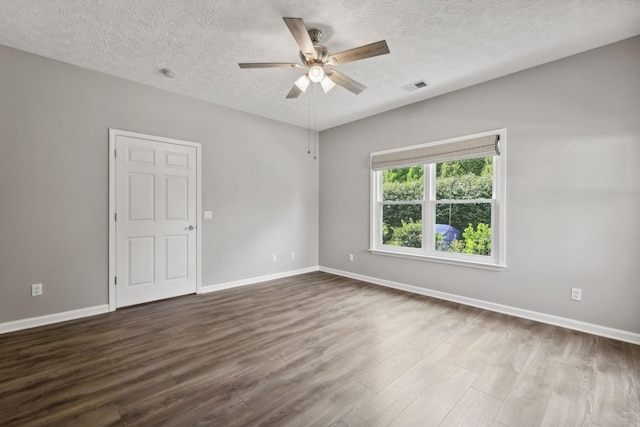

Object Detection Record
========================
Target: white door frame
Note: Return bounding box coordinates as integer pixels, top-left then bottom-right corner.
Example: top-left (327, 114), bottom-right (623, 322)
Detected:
top-left (108, 128), bottom-right (202, 311)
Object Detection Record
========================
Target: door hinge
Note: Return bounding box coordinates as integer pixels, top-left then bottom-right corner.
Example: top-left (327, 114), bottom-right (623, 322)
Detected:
top-left (114, 149), bottom-right (117, 158)
top-left (114, 213), bottom-right (117, 222)
top-left (114, 276), bottom-right (117, 285)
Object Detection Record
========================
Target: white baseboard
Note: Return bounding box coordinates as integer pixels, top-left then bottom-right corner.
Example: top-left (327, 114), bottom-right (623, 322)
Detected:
top-left (5, 268), bottom-right (637, 346)
top-left (0, 305), bottom-right (110, 335)
top-left (0, 267), bottom-right (321, 334)
top-left (320, 266), bottom-right (640, 346)
top-left (200, 266), bottom-right (320, 294)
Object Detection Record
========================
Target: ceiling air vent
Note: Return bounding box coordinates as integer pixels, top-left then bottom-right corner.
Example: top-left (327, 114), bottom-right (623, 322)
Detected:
top-left (403, 80), bottom-right (429, 92)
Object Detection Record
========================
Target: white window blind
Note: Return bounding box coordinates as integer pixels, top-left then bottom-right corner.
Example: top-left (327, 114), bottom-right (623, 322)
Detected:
top-left (371, 134), bottom-right (500, 171)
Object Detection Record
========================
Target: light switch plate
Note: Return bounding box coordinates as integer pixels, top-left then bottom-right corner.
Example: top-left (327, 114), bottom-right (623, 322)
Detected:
top-left (203, 211), bottom-right (213, 220)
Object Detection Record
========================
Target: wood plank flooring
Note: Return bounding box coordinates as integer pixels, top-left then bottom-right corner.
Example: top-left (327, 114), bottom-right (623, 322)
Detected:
top-left (1, 272), bottom-right (639, 426)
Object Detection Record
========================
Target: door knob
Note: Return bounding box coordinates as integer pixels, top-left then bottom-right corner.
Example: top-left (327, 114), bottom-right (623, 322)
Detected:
top-left (184, 225), bottom-right (194, 230)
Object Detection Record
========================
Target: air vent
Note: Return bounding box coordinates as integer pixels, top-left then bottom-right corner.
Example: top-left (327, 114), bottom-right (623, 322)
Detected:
top-left (403, 80), bottom-right (429, 92)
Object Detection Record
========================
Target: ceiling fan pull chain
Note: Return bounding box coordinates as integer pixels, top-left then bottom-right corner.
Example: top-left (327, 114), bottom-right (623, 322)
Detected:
top-left (314, 84), bottom-right (318, 160)
top-left (307, 91), bottom-right (312, 155)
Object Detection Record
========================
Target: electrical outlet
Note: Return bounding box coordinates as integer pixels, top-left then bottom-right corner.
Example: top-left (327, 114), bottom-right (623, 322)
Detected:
top-left (32, 283), bottom-right (43, 297)
top-left (348, 253), bottom-right (354, 262)
top-left (272, 254), bottom-right (277, 263)
top-left (290, 252), bottom-right (295, 261)
top-left (571, 287), bottom-right (582, 301)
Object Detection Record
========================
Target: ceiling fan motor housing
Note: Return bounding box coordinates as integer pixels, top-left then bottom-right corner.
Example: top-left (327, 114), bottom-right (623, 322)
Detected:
top-left (301, 44), bottom-right (330, 65)
top-left (298, 29), bottom-right (329, 65)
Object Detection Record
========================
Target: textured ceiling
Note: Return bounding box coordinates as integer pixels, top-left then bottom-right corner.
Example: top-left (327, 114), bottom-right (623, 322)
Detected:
top-left (1, 1), bottom-right (639, 130)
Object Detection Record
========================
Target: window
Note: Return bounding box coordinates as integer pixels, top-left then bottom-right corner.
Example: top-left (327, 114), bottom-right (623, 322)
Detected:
top-left (370, 130), bottom-right (506, 270)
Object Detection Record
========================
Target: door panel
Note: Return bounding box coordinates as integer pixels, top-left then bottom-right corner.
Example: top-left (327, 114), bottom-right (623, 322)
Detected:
top-left (129, 173), bottom-right (155, 220)
top-left (166, 235), bottom-right (188, 280)
top-left (165, 176), bottom-right (188, 220)
top-left (128, 146), bottom-right (155, 164)
top-left (128, 237), bottom-right (155, 286)
top-left (115, 135), bottom-right (197, 308)
top-left (166, 151), bottom-right (188, 168)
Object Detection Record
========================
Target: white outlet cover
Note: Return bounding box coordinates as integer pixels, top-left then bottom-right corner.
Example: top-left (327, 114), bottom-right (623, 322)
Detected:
top-left (571, 288), bottom-right (582, 301)
top-left (32, 283), bottom-right (43, 296)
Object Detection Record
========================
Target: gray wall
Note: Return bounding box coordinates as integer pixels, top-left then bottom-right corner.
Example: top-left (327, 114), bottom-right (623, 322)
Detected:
top-left (0, 45), bottom-right (318, 323)
top-left (319, 36), bottom-right (640, 334)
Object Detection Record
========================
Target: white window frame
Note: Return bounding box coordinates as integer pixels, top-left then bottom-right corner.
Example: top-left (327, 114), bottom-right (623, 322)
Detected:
top-left (369, 129), bottom-right (507, 271)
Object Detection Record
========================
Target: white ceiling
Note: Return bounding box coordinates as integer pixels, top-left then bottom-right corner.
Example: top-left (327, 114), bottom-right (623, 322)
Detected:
top-left (1, 1), bottom-right (639, 131)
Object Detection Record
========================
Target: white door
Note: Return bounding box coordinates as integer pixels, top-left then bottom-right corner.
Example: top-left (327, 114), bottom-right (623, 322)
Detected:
top-left (114, 134), bottom-right (197, 307)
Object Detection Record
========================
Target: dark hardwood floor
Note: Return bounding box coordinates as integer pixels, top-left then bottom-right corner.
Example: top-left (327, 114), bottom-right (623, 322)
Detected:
top-left (1, 272), bottom-right (639, 426)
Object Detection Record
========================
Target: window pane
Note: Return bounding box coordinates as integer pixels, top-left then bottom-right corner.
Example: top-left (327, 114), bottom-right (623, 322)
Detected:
top-left (435, 203), bottom-right (491, 256)
top-left (382, 204), bottom-right (422, 248)
top-left (382, 166), bottom-right (423, 201)
top-left (436, 157), bottom-right (492, 200)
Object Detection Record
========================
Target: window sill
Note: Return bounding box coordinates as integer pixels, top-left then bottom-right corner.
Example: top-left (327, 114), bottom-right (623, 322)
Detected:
top-left (369, 249), bottom-right (507, 271)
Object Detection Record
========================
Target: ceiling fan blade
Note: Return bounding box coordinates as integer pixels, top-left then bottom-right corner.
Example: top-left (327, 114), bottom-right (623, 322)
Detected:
top-left (329, 40), bottom-right (390, 65)
top-left (327, 70), bottom-right (366, 95)
top-left (238, 62), bottom-right (302, 69)
top-left (286, 84), bottom-right (303, 99)
top-left (283, 17), bottom-right (316, 59)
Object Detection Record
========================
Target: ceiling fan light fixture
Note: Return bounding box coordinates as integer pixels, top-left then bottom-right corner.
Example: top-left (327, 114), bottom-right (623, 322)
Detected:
top-left (294, 75), bottom-right (311, 92)
top-left (308, 65), bottom-right (325, 83)
top-left (320, 75), bottom-right (336, 93)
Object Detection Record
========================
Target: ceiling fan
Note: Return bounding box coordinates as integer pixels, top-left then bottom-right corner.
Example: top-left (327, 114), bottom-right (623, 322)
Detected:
top-left (239, 17), bottom-right (390, 98)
